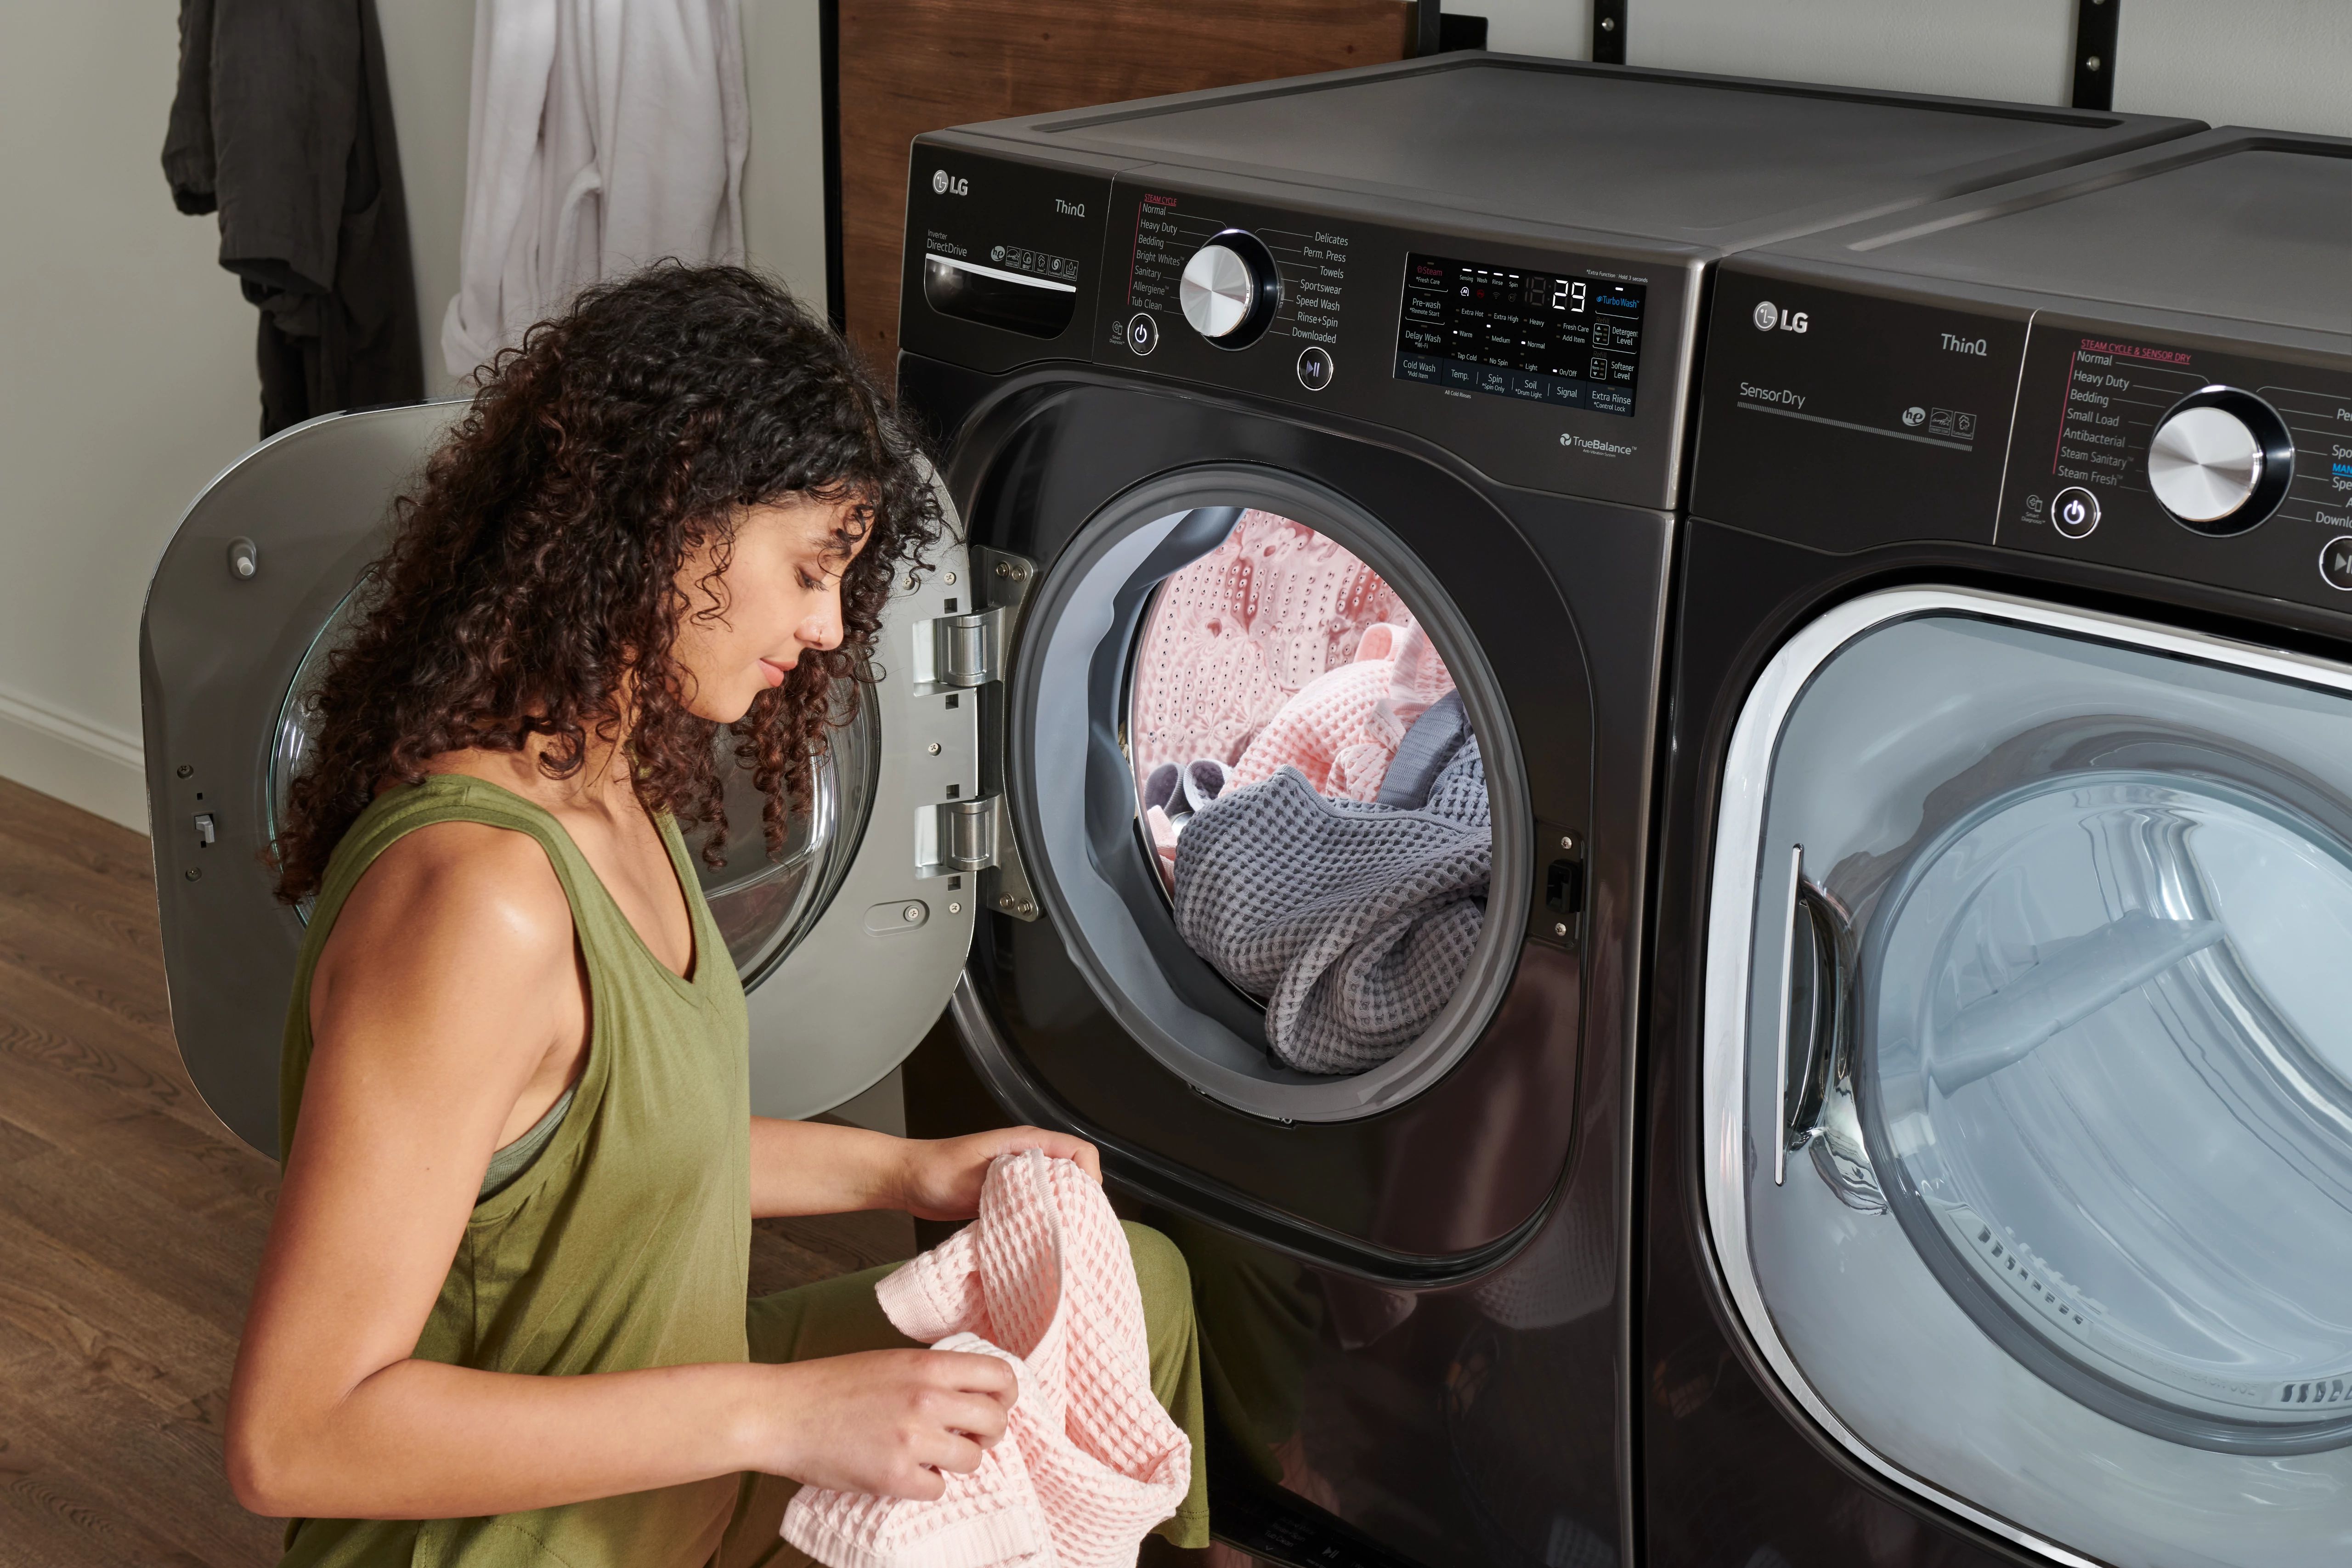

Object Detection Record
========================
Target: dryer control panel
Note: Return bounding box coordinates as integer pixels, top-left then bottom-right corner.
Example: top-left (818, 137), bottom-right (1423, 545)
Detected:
top-left (1690, 267), bottom-right (2030, 553)
top-left (1998, 319), bottom-right (2352, 609)
top-left (1695, 260), bottom-right (2352, 618)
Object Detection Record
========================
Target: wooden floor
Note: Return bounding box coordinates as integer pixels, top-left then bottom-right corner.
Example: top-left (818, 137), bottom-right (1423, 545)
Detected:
top-left (0, 776), bottom-right (913, 1567)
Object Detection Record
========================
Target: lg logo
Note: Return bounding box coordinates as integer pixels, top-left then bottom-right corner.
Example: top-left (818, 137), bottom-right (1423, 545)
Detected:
top-left (932, 169), bottom-right (968, 197)
top-left (1752, 299), bottom-right (1809, 334)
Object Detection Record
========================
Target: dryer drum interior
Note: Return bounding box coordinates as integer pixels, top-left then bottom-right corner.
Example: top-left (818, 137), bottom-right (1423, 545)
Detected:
top-left (1004, 482), bottom-right (1523, 1123)
top-left (1713, 592), bottom-right (2352, 1568)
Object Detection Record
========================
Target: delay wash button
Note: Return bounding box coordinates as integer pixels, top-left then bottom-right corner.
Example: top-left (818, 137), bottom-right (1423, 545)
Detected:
top-left (2052, 487), bottom-right (2100, 539)
top-left (1127, 312), bottom-right (1159, 356)
top-left (1296, 345), bottom-right (1334, 391)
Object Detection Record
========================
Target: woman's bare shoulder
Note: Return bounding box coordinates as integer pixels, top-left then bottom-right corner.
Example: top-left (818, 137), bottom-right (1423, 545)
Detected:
top-left (317, 818), bottom-right (576, 1001)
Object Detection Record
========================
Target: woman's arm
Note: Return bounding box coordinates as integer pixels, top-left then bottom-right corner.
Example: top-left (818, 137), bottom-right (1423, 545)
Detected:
top-left (749, 1118), bottom-right (1102, 1221)
top-left (227, 825), bottom-right (1015, 1521)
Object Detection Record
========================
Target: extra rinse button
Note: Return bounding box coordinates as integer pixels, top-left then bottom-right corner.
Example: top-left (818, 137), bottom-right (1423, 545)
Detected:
top-left (1296, 346), bottom-right (1334, 391)
top-left (1126, 312), bottom-right (1159, 356)
top-left (2052, 487), bottom-right (2101, 539)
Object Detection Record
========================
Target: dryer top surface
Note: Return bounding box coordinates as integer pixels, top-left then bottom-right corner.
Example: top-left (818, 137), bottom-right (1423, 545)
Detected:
top-left (971, 55), bottom-right (2193, 252)
top-left (1771, 131), bottom-right (2352, 338)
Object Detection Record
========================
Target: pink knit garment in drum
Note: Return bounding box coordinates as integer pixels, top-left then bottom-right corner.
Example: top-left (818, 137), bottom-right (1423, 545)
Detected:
top-left (780, 1152), bottom-right (1192, 1568)
top-left (1127, 511), bottom-right (1406, 781)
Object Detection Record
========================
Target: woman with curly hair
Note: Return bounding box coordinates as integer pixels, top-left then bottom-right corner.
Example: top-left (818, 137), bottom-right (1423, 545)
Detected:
top-left (227, 266), bottom-right (1209, 1568)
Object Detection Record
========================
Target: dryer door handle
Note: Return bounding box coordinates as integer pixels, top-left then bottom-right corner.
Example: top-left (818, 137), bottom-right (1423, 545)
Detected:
top-left (1773, 856), bottom-right (1884, 1211)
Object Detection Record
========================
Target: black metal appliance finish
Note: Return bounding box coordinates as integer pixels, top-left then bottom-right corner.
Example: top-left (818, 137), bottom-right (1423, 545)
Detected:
top-left (1650, 129), bottom-right (2352, 1568)
top-left (893, 53), bottom-right (2195, 1568)
top-left (894, 53), bottom-right (2195, 1568)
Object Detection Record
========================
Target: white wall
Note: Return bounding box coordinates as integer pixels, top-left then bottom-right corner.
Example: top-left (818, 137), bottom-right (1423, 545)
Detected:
top-left (377, 0), bottom-right (479, 399)
top-left (0, 3), bottom-right (261, 831)
top-left (2113, 0), bottom-right (2352, 137)
top-left (741, 0), bottom-right (833, 311)
top-left (1476, 0), bottom-right (2352, 136)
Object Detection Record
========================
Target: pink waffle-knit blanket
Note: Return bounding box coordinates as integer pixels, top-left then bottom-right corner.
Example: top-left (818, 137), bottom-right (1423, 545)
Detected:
top-left (781, 1152), bottom-right (1191, 1568)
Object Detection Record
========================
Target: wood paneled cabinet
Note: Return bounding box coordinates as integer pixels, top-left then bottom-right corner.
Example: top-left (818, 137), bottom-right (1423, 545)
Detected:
top-left (838, 0), bottom-right (1418, 380)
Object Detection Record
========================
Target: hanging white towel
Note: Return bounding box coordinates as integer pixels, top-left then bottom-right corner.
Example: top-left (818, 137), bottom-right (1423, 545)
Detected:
top-left (441, 0), bottom-right (749, 378)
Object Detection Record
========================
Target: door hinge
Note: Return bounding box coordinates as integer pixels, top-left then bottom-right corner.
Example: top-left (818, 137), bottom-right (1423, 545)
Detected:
top-left (930, 606), bottom-right (1009, 688)
top-left (920, 795), bottom-right (1040, 919)
top-left (928, 797), bottom-right (998, 873)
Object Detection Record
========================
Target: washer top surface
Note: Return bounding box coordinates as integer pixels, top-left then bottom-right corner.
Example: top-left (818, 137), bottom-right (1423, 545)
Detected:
top-left (1776, 131), bottom-right (2352, 335)
top-left (999, 56), bottom-right (2194, 251)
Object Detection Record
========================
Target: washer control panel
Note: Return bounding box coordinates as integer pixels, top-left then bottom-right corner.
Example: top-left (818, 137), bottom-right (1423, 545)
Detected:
top-left (1090, 174), bottom-right (1692, 510)
top-left (2000, 318), bottom-right (2352, 607)
top-left (898, 137), bottom-right (1700, 510)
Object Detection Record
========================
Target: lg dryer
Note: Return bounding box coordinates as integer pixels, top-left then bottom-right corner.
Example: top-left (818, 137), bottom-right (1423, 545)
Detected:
top-left (1652, 128), bottom-right (2352, 1568)
top-left (872, 53), bottom-right (2188, 1568)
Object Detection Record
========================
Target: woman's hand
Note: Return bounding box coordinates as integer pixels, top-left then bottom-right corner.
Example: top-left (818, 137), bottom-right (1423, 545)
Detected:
top-left (891, 1127), bottom-right (1101, 1220)
top-left (757, 1348), bottom-right (1018, 1499)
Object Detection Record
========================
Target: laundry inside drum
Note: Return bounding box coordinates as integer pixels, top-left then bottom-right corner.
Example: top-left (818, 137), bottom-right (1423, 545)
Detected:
top-left (1124, 509), bottom-right (1493, 1077)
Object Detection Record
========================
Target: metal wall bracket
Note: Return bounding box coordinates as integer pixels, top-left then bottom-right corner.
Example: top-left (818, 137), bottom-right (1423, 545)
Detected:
top-left (2070, 0), bottom-right (2119, 111)
top-left (1591, 0), bottom-right (1627, 65)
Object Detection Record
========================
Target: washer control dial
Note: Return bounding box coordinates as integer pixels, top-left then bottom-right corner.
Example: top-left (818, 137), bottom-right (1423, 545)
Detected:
top-left (2147, 387), bottom-right (2294, 535)
top-left (1179, 230), bottom-right (1280, 348)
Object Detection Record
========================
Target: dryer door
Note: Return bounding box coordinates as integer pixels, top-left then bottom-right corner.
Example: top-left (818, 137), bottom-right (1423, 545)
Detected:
top-left (1704, 587), bottom-right (2352, 1568)
top-left (142, 405), bottom-right (976, 1155)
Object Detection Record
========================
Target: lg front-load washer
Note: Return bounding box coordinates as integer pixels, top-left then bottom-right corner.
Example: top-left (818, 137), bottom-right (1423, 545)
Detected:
top-left (1650, 128), bottom-right (2352, 1568)
top-left (874, 53), bottom-right (2189, 1568)
top-left (138, 53), bottom-right (2190, 1568)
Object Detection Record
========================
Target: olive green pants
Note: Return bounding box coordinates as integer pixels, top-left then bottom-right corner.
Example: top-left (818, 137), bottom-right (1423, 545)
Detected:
top-left (712, 1221), bottom-right (1211, 1566)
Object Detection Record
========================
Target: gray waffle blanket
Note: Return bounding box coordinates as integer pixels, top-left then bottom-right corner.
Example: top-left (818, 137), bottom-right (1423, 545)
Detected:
top-left (1172, 742), bottom-right (1489, 1074)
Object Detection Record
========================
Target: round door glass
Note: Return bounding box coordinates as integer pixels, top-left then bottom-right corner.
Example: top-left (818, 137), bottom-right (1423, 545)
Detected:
top-left (267, 583), bottom-right (875, 983)
top-left (1863, 767), bottom-right (2352, 1448)
top-left (1122, 509), bottom-right (1492, 1076)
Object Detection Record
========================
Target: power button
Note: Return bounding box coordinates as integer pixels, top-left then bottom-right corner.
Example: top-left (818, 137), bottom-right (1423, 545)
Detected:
top-left (1126, 313), bottom-right (1159, 356)
top-left (2052, 487), bottom-right (2100, 539)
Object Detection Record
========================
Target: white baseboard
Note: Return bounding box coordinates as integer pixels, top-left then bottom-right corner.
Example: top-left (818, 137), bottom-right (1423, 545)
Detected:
top-left (0, 682), bottom-right (147, 834)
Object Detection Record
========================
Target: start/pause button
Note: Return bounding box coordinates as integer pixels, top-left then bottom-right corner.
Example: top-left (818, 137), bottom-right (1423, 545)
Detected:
top-left (2320, 536), bottom-right (2352, 593)
top-left (1296, 346), bottom-right (1334, 391)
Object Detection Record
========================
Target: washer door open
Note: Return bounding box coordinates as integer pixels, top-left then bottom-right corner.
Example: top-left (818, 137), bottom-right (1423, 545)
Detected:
top-left (1704, 588), bottom-right (2352, 1568)
top-left (142, 404), bottom-right (978, 1153)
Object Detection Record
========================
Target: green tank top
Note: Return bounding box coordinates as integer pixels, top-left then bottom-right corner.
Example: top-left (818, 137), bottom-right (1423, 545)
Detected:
top-left (277, 776), bottom-right (751, 1568)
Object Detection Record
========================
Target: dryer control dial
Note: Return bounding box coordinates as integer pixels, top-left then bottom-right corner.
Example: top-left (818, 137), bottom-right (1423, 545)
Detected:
top-left (1179, 230), bottom-right (1280, 348)
top-left (2148, 388), bottom-right (2294, 536)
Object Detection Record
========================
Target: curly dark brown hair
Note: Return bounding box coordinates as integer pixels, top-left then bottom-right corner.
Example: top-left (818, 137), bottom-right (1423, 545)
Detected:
top-left (273, 264), bottom-right (942, 905)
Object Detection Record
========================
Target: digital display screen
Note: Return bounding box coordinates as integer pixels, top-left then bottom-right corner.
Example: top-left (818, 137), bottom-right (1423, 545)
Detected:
top-left (1393, 253), bottom-right (1647, 417)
